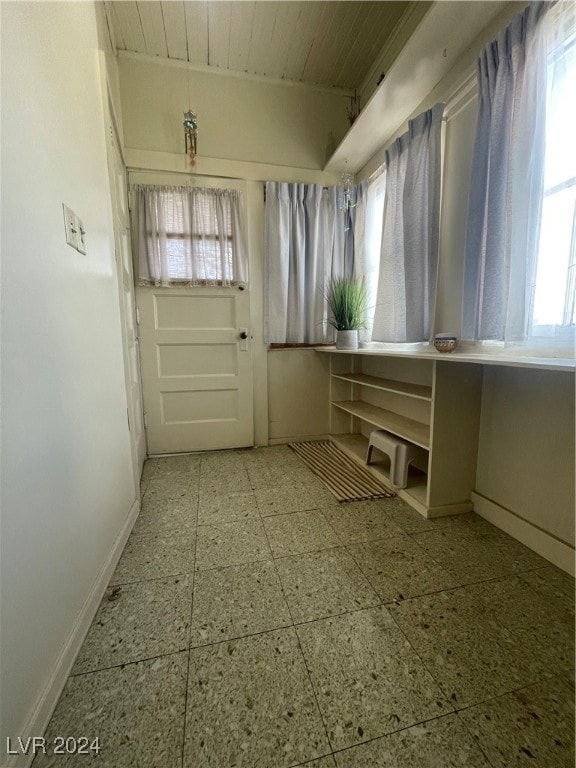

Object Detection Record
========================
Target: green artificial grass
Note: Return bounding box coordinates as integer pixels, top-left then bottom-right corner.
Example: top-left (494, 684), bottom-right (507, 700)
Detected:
top-left (326, 276), bottom-right (368, 331)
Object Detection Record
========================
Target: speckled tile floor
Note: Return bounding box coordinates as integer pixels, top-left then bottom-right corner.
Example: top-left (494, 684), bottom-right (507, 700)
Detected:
top-left (35, 447), bottom-right (575, 767)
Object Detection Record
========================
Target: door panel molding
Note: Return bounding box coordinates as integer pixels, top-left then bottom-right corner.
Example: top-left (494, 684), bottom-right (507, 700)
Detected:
top-left (138, 286), bottom-right (254, 454)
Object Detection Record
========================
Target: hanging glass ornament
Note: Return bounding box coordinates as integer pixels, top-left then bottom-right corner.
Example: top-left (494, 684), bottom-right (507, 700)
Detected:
top-left (183, 110), bottom-right (198, 167)
top-left (338, 170), bottom-right (357, 213)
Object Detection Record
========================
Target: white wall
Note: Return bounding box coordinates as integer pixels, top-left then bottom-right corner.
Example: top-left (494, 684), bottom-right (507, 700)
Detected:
top-left (435, 96), bottom-right (477, 336)
top-left (267, 350), bottom-right (331, 443)
top-left (475, 367), bottom-right (574, 545)
top-left (0, 1), bottom-right (136, 757)
top-left (119, 53), bottom-right (350, 170)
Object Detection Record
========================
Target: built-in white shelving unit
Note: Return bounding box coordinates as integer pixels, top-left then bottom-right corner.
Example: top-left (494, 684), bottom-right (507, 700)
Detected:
top-left (331, 400), bottom-right (431, 450)
top-left (331, 372), bottom-right (433, 400)
top-left (322, 349), bottom-right (484, 518)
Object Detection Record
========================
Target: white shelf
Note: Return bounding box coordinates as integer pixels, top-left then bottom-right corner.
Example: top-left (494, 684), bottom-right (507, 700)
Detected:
top-left (332, 372), bottom-right (432, 401)
top-left (326, 350), bottom-right (484, 519)
top-left (332, 400), bottom-right (430, 450)
top-left (317, 345), bottom-right (575, 373)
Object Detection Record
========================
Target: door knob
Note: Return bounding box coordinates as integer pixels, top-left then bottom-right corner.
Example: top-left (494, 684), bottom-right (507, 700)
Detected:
top-left (239, 330), bottom-right (248, 339)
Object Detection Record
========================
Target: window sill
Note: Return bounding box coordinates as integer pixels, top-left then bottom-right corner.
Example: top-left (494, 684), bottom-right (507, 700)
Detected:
top-left (315, 343), bottom-right (575, 372)
top-left (268, 343), bottom-right (333, 350)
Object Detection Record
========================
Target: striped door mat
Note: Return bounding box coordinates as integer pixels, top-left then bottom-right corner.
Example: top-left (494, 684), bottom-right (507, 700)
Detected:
top-left (289, 440), bottom-right (396, 502)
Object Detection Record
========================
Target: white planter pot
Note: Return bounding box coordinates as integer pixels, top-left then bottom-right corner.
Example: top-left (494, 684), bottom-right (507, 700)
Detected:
top-left (336, 330), bottom-right (359, 350)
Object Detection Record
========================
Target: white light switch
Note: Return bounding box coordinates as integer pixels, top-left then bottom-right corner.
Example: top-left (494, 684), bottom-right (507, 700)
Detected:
top-left (62, 204), bottom-right (86, 254)
top-left (76, 216), bottom-right (86, 254)
top-left (62, 204), bottom-right (78, 250)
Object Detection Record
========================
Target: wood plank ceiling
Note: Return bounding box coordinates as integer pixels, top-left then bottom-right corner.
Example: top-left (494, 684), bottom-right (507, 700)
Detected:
top-left (105, 1), bottom-right (412, 92)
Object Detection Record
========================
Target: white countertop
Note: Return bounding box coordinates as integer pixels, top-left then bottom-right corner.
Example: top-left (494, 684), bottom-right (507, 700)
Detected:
top-left (315, 345), bottom-right (575, 373)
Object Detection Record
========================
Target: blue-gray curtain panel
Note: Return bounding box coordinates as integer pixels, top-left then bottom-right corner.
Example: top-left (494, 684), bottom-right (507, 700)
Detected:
top-left (372, 103), bottom-right (444, 343)
top-left (264, 182), bottom-right (353, 344)
top-left (462, 2), bottom-right (551, 341)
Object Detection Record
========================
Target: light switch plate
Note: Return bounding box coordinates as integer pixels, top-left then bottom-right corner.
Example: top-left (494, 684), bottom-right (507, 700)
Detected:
top-left (62, 204), bottom-right (87, 253)
top-left (76, 216), bottom-right (86, 254)
top-left (62, 204), bottom-right (78, 250)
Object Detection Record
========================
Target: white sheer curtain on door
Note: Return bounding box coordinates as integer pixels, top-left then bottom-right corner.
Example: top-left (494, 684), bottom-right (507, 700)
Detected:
top-left (136, 185), bottom-right (248, 288)
top-left (264, 182), bottom-right (352, 344)
top-left (372, 103), bottom-right (444, 342)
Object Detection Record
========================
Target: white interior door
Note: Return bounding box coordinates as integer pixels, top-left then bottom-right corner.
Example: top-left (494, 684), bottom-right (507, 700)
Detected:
top-left (137, 286), bottom-right (254, 454)
top-left (107, 118), bottom-right (146, 483)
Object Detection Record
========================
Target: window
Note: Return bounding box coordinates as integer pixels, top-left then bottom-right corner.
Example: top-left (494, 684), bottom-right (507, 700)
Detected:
top-left (154, 190), bottom-right (233, 282)
top-left (356, 171), bottom-right (386, 342)
top-left (136, 185), bottom-right (248, 288)
top-left (531, 25), bottom-right (576, 338)
top-left (462, 3), bottom-right (575, 346)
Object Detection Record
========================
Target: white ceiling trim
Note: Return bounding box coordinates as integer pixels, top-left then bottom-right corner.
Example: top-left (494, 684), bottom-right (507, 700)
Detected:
top-left (117, 50), bottom-right (354, 96)
top-left (325, 1), bottom-right (509, 174)
top-left (124, 148), bottom-right (342, 185)
top-left (358, 1), bottom-right (430, 102)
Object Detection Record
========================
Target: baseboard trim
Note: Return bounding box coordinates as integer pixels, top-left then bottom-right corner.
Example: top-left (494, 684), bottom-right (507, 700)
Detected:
top-left (471, 492), bottom-right (575, 577)
top-left (4, 498), bottom-right (141, 768)
top-left (423, 501), bottom-right (474, 519)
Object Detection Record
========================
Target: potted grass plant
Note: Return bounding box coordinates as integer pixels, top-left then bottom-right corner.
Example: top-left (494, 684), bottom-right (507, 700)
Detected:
top-left (326, 276), bottom-right (368, 350)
